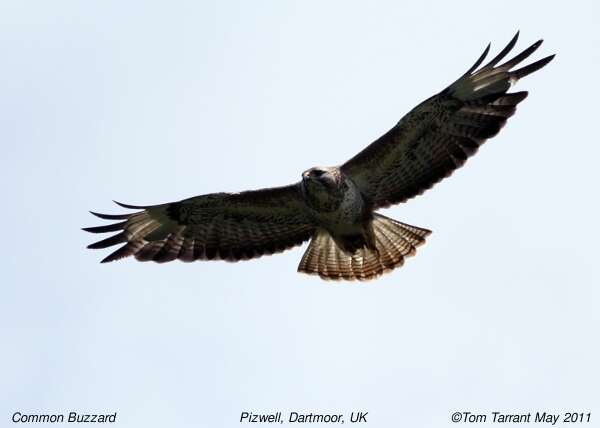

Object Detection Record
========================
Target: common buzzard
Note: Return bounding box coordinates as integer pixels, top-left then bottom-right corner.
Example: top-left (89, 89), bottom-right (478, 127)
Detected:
top-left (85, 32), bottom-right (553, 280)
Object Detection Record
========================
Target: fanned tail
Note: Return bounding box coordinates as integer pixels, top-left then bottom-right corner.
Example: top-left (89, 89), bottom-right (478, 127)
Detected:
top-left (297, 214), bottom-right (431, 281)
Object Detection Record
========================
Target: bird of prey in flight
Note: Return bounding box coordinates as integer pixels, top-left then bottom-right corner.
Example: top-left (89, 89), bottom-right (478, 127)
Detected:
top-left (85, 32), bottom-right (553, 281)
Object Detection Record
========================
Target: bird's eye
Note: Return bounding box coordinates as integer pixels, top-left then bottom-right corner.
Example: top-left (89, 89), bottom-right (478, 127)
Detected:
top-left (312, 169), bottom-right (324, 177)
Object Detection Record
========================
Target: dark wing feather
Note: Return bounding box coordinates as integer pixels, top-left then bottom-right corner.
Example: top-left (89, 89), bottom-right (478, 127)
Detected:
top-left (84, 184), bottom-right (315, 263)
top-left (341, 33), bottom-right (554, 209)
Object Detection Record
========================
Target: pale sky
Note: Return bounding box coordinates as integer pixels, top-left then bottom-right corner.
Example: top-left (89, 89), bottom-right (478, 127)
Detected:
top-left (2, 1), bottom-right (599, 427)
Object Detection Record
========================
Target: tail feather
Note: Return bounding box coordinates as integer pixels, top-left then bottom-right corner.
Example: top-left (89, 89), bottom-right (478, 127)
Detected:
top-left (297, 214), bottom-right (431, 281)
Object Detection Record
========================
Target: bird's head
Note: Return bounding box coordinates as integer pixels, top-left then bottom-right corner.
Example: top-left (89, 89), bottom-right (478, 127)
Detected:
top-left (300, 166), bottom-right (348, 211)
top-left (301, 166), bottom-right (341, 189)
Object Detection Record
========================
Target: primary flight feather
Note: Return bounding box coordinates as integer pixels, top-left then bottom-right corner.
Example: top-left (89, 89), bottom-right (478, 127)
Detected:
top-left (85, 32), bottom-right (554, 281)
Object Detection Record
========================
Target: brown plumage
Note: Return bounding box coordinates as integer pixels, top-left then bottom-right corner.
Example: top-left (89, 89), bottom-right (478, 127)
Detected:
top-left (85, 32), bottom-right (554, 281)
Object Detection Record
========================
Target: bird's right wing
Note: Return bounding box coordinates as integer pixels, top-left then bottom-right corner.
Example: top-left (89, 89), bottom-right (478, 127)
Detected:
top-left (341, 32), bottom-right (554, 209)
top-left (84, 184), bottom-right (316, 263)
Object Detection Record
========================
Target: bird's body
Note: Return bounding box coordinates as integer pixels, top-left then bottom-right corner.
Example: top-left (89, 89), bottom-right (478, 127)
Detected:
top-left (85, 32), bottom-right (554, 280)
top-left (301, 167), bottom-right (368, 244)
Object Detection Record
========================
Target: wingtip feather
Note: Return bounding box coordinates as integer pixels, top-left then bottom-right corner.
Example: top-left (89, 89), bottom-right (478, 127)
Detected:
top-left (480, 31), bottom-right (520, 70)
top-left (113, 200), bottom-right (147, 209)
top-left (464, 42), bottom-right (491, 75)
top-left (87, 232), bottom-right (127, 249)
top-left (90, 211), bottom-right (129, 220)
top-left (512, 54), bottom-right (555, 80)
top-left (82, 221), bottom-right (126, 234)
top-left (496, 38), bottom-right (543, 72)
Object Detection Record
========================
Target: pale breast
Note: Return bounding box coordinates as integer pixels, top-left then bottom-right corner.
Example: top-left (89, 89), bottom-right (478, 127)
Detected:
top-left (311, 177), bottom-right (366, 235)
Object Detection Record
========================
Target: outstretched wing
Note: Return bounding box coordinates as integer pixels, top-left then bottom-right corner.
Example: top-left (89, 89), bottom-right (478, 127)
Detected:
top-left (341, 32), bottom-right (554, 209)
top-left (84, 184), bottom-right (315, 263)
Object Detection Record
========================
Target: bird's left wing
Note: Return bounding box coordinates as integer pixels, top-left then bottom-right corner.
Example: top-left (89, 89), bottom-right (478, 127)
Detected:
top-left (84, 184), bottom-right (315, 263)
top-left (341, 32), bottom-right (554, 209)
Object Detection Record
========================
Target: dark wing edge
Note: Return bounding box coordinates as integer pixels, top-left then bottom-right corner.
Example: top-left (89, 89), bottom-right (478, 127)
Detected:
top-left (83, 184), bottom-right (316, 264)
top-left (341, 32), bottom-right (555, 209)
